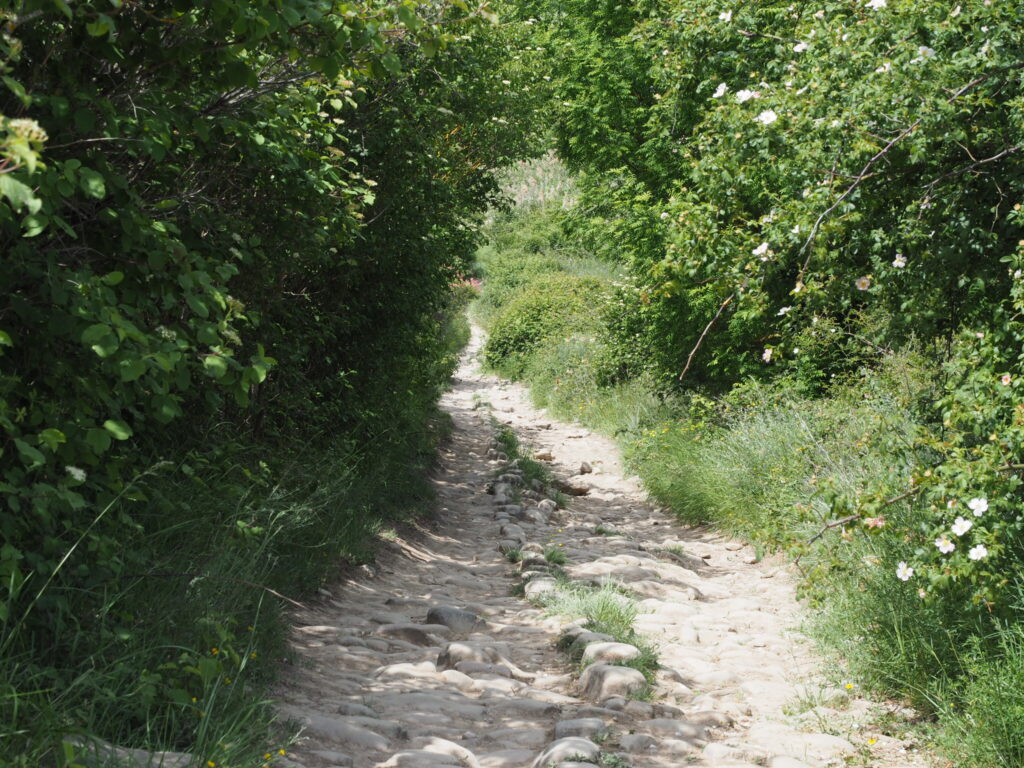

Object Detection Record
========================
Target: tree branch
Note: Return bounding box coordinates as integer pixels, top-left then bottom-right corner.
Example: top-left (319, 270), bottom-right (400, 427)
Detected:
top-left (678, 293), bottom-right (734, 381)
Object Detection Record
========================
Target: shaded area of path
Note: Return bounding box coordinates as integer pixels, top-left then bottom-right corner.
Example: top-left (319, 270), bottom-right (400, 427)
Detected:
top-left (273, 326), bottom-right (930, 768)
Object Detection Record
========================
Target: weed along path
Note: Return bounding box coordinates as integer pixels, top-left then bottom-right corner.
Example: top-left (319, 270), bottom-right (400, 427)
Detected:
top-left (273, 326), bottom-right (931, 768)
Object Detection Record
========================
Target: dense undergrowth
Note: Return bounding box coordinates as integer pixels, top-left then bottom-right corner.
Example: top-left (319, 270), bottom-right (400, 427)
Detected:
top-left (475, 155), bottom-right (1024, 767)
top-left (0, 2), bottom-right (536, 764)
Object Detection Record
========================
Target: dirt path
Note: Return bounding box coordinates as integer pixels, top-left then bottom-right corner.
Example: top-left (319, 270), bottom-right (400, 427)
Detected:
top-left (273, 327), bottom-right (930, 768)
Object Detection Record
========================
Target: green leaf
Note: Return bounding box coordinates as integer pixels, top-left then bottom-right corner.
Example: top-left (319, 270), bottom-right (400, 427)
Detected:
top-left (151, 394), bottom-right (182, 424)
top-left (37, 429), bottom-right (67, 452)
top-left (223, 61), bottom-right (255, 88)
top-left (86, 428), bottom-right (112, 455)
top-left (82, 324), bottom-right (119, 357)
top-left (0, 175), bottom-right (38, 212)
top-left (21, 213), bottom-right (48, 238)
top-left (79, 168), bottom-right (107, 199)
top-left (186, 294), bottom-right (209, 318)
top-left (203, 355), bottom-right (228, 379)
top-left (381, 53), bottom-right (402, 75)
top-left (81, 324), bottom-right (110, 345)
top-left (14, 439), bottom-right (46, 469)
top-left (52, 0), bottom-right (73, 19)
top-left (2, 76), bottom-right (30, 107)
top-left (86, 14), bottom-right (117, 37)
top-left (118, 358), bottom-right (147, 382)
top-left (102, 271), bottom-right (124, 286)
top-left (397, 4), bottom-right (421, 30)
top-left (103, 419), bottom-right (133, 441)
top-left (197, 323), bottom-right (219, 345)
top-left (0, 330), bottom-right (11, 347)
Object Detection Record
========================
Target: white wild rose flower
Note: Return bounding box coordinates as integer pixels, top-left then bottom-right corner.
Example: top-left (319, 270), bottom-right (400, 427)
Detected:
top-left (968, 544), bottom-right (989, 561)
top-left (896, 561), bottom-right (914, 581)
top-left (951, 517), bottom-right (972, 536)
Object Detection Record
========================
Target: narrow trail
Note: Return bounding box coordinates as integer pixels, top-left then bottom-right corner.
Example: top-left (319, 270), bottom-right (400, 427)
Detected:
top-left (273, 327), bottom-right (929, 768)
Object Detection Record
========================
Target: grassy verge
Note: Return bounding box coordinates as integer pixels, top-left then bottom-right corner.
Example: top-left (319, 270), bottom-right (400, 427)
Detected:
top-left (475, 172), bottom-right (1024, 766)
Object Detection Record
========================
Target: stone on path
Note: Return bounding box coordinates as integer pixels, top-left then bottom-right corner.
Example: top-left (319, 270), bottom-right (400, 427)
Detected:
top-left (553, 717), bottom-right (609, 740)
top-left (580, 641), bottom-right (641, 664)
top-left (578, 663), bottom-right (647, 701)
top-left (523, 577), bottom-right (557, 600)
top-left (531, 737), bottom-right (601, 768)
top-left (426, 606), bottom-right (483, 633)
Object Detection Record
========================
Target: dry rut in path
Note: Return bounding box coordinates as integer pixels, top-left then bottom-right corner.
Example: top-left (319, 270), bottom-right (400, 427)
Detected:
top-left (274, 327), bottom-right (931, 768)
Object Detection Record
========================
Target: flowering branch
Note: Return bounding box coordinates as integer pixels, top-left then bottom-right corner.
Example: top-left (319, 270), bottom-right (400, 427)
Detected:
top-left (797, 62), bottom-right (1024, 281)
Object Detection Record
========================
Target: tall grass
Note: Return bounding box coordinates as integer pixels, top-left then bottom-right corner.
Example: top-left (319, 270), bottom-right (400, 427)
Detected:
top-left (1, 306), bottom-right (469, 767)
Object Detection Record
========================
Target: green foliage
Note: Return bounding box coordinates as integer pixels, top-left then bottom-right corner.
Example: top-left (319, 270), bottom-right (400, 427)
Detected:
top-left (526, 0), bottom-right (1024, 382)
top-left (484, 273), bottom-right (607, 377)
top-left (474, 205), bottom-right (574, 326)
top-left (0, 0), bottom-right (546, 760)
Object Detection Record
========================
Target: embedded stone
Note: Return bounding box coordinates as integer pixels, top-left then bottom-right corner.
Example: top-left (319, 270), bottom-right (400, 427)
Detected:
top-left (377, 623), bottom-right (446, 646)
top-left (581, 642), bottom-right (641, 664)
top-left (63, 737), bottom-right (191, 768)
top-left (639, 718), bottom-right (706, 743)
top-left (578, 664), bottom-right (647, 701)
top-left (619, 733), bottom-right (657, 752)
top-left (523, 577), bottom-right (557, 600)
top-left (454, 661), bottom-right (511, 678)
top-left (553, 718), bottom-right (609, 740)
top-left (426, 606), bottom-right (483, 633)
top-left (531, 738), bottom-right (600, 768)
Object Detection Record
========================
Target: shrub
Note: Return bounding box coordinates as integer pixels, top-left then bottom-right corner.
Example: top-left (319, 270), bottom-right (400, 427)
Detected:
top-left (484, 274), bottom-right (608, 377)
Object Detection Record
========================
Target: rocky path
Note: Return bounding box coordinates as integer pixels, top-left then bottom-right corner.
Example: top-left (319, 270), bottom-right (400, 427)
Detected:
top-left (273, 327), bottom-right (930, 768)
